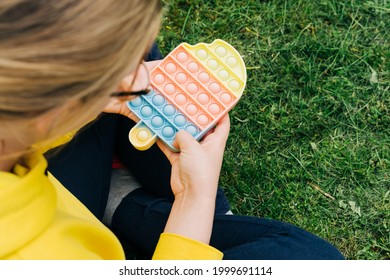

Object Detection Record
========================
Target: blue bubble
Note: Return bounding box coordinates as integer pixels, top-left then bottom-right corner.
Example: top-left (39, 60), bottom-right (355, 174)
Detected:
top-left (163, 104), bottom-right (176, 116)
top-left (185, 125), bottom-right (198, 136)
top-left (152, 95), bottom-right (165, 106)
top-left (162, 126), bottom-right (175, 138)
top-left (173, 115), bottom-right (187, 127)
top-left (140, 106), bottom-right (153, 118)
top-left (151, 116), bottom-right (164, 128)
top-left (129, 97), bottom-right (143, 108)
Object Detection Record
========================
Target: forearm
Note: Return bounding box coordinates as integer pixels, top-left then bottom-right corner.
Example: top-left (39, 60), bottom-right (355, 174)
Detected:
top-left (164, 190), bottom-right (216, 245)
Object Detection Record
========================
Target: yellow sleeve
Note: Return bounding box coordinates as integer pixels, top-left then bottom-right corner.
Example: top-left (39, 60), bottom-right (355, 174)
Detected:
top-left (152, 233), bottom-right (223, 260)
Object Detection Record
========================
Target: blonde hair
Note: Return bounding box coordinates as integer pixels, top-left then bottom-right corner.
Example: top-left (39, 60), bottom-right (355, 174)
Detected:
top-left (0, 0), bottom-right (162, 160)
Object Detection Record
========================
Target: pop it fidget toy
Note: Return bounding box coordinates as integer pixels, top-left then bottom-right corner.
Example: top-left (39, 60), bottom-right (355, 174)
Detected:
top-left (127, 39), bottom-right (246, 151)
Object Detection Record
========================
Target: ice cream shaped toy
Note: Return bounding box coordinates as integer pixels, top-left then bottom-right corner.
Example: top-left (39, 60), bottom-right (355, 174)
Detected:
top-left (127, 39), bottom-right (246, 151)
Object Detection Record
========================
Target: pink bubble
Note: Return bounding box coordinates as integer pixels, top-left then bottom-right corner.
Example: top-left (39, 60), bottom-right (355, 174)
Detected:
top-left (174, 93), bottom-right (187, 105)
top-left (176, 51), bottom-right (189, 63)
top-left (220, 92), bottom-right (232, 104)
top-left (175, 72), bottom-right (188, 84)
top-left (186, 82), bottom-right (199, 94)
top-left (208, 82), bottom-right (221, 94)
top-left (164, 62), bottom-right (177, 74)
top-left (197, 72), bottom-right (210, 83)
top-left (208, 103), bottom-right (221, 115)
top-left (164, 83), bottom-right (176, 95)
top-left (153, 73), bottom-right (165, 85)
top-left (197, 93), bottom-right (210, 105)
top-left (187, 61), bottom-right (199, 73)
top-left (186, 104), bottom-right (198, 116)
top-left (197, 114), bottom-right (209, 126)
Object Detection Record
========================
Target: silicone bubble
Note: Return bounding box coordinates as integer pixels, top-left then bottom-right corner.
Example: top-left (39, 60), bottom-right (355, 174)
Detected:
top-left (208, 103), bottom-right (221, 115)
top-left (153, 73), bottom-right (166, 85)
top-left (174, 93), bottom-right (187, 105)
top-left (164, 84), bottom-right (176, 95)
top-left (218, 69), bottom-right (230, 81)
top-left (207, 59), bottom-right (219, 70)
top-left (197, 72), bottom-right (210, 83)
top-left (151, 116), bottom-right (164, 128)
top-left (130, 97), bottom-right (143, 108)
top-left (197, 93), bottom-right (210, 105)
top-left (163, 104), bottom-right (176, 116)
top-left (215, 46), bottom-right (228, 57)
top-left (127, 39), bottom-right (246, 152)
top-left (152, 94), bottom-right (165, 107)
top-left (226, 56), bottom-right (238, 67)
top-left (176, 51), bottom-right (189, 63)
top-left (187, 61), bottom-right (199, 73)
top-left (136, 129), bottom-right (150, 142)
top-left (185, 125), bottom-right (198, 136)
top-left (162, 126), bottom-right (175, 138)
top-left (186, 83), bottom-right (199, 94)
top-left (196, 49), bottom-right (208, 60)
top-left (140, 106), bottom-right (153, 118)
top-left (164, 62), bottom-right (177, 74)
top-left (173, 114), bottom-right (187, 127)
top-left (219, 92), bottom-right (233, 104)
top-left (185, 104), bottom-right (198, 116)
top-left (175, 72), bottom-right (188, 84)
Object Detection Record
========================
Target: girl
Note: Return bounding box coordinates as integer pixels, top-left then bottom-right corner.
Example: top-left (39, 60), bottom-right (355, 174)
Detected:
top-left (1, 0), bottom-right (344, 260)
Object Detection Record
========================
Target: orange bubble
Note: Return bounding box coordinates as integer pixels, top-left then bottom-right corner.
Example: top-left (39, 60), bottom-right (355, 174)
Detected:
top-left (197, 114), bottom-right (209, 126)
top-left (164, 84), bottom-right (176, 95)
top-left (208, 103), bottom-right (221, 115)
top-left (176, 51), bottom-right (189, 63)
top-left (187, 61), bottom-right (199, 73)
top-left (164, 62), bottom-right (177, 74)
top-left (197, 72), bottom-right (210, 83)
top-left (174, 93), bottom-right (187, 105)
top-left (220, 92), bottom-right (232, 104)
top-left (153, 73), bottom-right (166, 85)
top-left (175, 72), bottom-right (188, 84)
top-left (197, 93), bottom-right (210, 105)
top-left (186, 83), bottom-right (199, 94)
top-left (186, 104), bottom-right (198, 116)
top-left (209, 82), bottom-right (221, 94)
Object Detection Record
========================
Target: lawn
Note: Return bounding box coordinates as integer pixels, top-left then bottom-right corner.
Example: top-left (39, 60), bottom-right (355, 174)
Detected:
top-left (157, 0), bottom-right (389, 259)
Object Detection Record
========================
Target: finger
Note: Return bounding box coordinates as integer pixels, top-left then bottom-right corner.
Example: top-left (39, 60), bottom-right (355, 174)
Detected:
top-left (172, 130), bottom-right (199, 152)
top-left (145, 60), bottom-right (161, 71)
top-left (117, 75), bottom-right (135, 91)
top-left (203, 114), bottom-right (230, 143)
top-left (157, 140), bottom-right (178, 165)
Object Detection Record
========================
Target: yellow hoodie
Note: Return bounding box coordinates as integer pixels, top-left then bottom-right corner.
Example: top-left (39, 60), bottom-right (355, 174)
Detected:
top-left (0, 153), bottom-right (223, 260)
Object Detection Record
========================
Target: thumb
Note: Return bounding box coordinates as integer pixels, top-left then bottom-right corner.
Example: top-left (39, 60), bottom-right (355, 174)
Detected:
top-left (173, 130), bottom-right (199, 151)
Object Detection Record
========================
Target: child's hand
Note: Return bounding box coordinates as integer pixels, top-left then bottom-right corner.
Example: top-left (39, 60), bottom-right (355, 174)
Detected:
top-left (158, 114), bottom-right (230, 199)
top-left (157, 114), bottom-right (230, 244)
top-left (103, 60), bottom-right (161, 121)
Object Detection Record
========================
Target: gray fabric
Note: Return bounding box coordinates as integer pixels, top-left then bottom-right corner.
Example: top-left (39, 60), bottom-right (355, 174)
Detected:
top-left (103, 168), bottom-right (141, 226)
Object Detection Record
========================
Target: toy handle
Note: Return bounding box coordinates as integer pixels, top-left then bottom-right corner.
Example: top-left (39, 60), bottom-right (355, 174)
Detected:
top-left (128, 121), bottom-right (157, 151)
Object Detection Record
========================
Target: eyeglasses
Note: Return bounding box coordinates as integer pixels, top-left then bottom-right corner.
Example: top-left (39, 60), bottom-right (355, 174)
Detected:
top-left (110, 61), bottom-right (151, 98)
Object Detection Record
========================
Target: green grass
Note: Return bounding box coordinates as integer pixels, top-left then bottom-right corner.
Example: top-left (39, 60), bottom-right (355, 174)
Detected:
top-left (158, 0), bottom-right (389, 259)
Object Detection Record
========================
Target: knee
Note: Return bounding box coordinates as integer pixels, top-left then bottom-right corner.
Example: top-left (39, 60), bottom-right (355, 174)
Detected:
top-left (282, 225), bottom-right (344, 260)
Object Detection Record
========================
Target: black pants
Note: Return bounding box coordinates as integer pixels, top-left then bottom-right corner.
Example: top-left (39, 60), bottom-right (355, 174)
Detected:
top-left (46, 44), bottom-right (344, 260)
